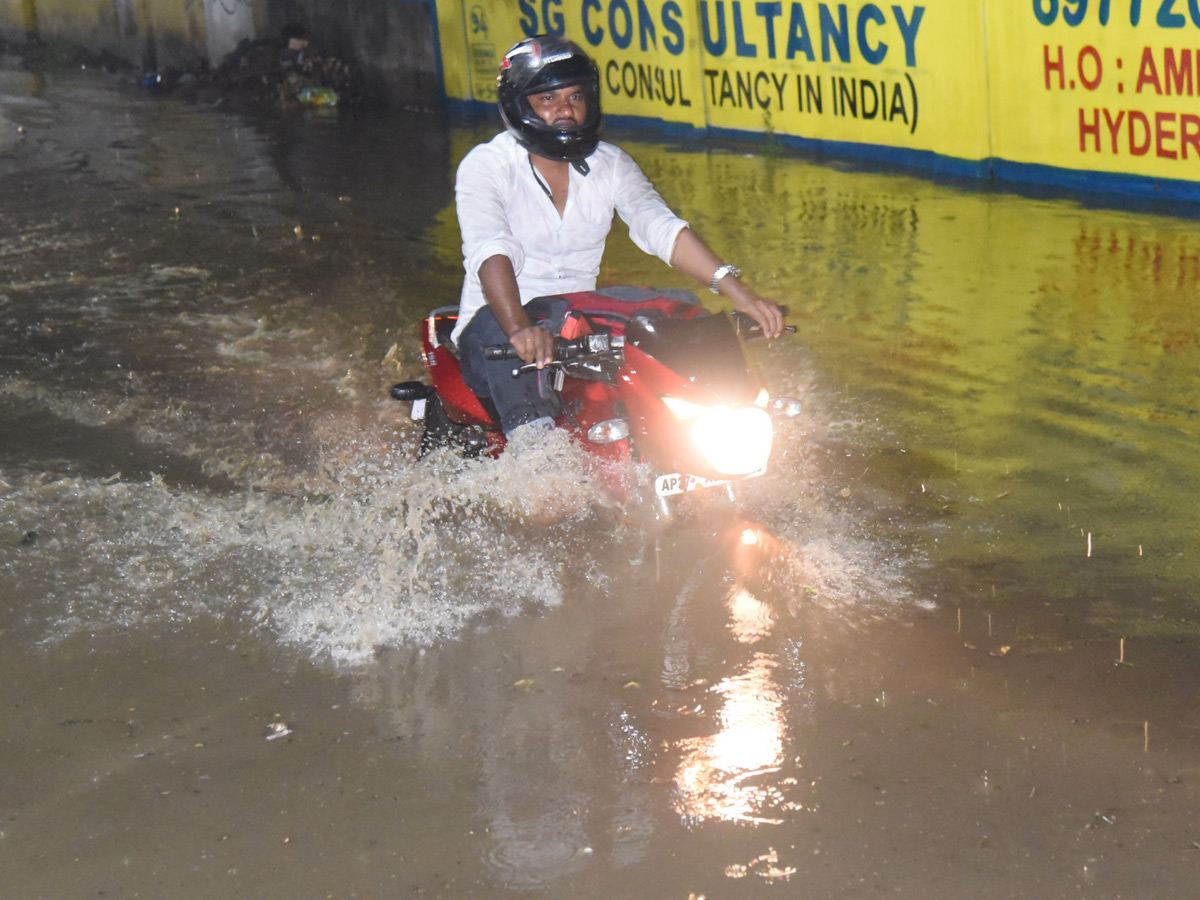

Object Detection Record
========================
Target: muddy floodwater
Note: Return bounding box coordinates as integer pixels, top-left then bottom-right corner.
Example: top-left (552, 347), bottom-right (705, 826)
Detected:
top-left (4, 61), bottom-right (1200, 899)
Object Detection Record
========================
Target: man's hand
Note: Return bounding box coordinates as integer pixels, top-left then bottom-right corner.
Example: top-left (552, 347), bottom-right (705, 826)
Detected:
top-left (508, 324), bottom-right (557, 367)
top-left (732, 291), bottom-right (786, 339)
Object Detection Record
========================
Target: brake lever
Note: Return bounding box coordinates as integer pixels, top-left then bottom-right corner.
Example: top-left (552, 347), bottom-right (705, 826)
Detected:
top-left (512, 360), bottom-right (567, 391)
top-left (511, 360), bottom-right (564, 377)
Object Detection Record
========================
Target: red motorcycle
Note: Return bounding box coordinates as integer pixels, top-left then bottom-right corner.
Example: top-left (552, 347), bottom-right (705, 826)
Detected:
top-left (391, 288), bottom-right (799, 512)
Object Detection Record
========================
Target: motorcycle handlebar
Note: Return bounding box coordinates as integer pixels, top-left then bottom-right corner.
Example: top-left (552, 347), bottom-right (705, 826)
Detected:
top-left (482, 309), bottom-right (794, 367)
top-left (484, 333), bottom-right (623, 363)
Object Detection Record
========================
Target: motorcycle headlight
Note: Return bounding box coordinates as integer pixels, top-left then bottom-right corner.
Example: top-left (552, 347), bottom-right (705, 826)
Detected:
top-left (662, 397), bottom-right (774, 476)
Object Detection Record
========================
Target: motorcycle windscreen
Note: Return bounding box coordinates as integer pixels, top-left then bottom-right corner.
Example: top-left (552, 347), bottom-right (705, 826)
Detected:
top-left (626, 313), bottom-right (759, 404)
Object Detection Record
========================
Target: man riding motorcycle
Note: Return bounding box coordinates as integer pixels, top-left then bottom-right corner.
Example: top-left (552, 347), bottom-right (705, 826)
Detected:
top-left (453, 34), bottom-right (785, 435)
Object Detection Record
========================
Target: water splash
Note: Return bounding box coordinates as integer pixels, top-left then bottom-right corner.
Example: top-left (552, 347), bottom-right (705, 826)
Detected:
top-left (1, 429), bottom-right (632, 665)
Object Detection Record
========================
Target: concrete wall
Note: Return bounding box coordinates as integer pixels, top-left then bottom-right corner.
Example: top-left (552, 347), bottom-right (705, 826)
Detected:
top-left (0, 0), bottom-right (442, 109)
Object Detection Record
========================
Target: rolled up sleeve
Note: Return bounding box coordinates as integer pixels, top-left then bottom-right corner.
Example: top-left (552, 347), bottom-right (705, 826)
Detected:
top-left (611, 149), bottom-right (689, 265)
top-left (456, 148), bottom-right (527, 281)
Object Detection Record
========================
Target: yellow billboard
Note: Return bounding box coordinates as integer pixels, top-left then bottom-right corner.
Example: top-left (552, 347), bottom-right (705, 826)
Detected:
top-left (435, 1), bottom-right (1200, 194)
top-left (988, 1), bottom-right (1200, 183)
top-left (438, 1), bottom-right (990, 160)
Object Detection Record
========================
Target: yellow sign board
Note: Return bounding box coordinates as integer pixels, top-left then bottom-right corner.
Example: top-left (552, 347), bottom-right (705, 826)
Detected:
top-left (989, 2), bottom-right (1200, 183)
top-left (436, 1), bottom-right (1200, 193)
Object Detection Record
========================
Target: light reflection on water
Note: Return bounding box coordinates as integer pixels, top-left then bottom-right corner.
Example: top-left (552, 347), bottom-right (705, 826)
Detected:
top-left (660, 527), bottom-right (810, 831)
top-left (669, 546), bottom-right (815, 829)
top-left (674, 651), bottom-right (788, 826)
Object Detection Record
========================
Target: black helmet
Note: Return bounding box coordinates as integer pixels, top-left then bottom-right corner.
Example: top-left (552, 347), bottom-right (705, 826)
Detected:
top-left (497, 35), bottom-right (603, 163)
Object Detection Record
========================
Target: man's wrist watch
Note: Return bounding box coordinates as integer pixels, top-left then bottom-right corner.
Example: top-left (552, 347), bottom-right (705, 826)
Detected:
top-left (709, 263), bottom-right (741, 293)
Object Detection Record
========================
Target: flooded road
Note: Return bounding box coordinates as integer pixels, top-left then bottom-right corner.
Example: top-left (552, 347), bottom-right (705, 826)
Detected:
top-left (3, 61), bottom-right (1199, 898)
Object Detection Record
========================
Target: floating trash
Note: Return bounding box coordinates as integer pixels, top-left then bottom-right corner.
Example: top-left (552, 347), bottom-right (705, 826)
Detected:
top-left (297, 86), bottom-right (338, 107)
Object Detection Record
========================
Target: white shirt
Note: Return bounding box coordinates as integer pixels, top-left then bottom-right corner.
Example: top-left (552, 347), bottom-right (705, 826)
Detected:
top-left (452, 131), bottom-right (689, 343)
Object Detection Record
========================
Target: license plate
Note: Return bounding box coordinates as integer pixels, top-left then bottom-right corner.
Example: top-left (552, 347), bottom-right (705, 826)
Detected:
top-left (411, 398), bottom-right (427, 420)
top-left (655, 472), bottom-right (730, 497)
top-left (655, 468), bottom-right (765, 497)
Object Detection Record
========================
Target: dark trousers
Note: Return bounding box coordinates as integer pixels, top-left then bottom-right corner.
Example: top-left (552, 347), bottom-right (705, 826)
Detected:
top-left (457, 296), bottom-right (571, 434)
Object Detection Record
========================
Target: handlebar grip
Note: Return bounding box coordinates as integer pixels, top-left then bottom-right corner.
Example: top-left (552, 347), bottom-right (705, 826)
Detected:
top-left (484, 343), bottom-right (520, 361)
top-left (731, 310), bottom-right (796, 336)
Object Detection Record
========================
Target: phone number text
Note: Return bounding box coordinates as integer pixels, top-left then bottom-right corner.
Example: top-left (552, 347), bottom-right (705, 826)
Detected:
top-left (1034, 0), bottom-right (1200, 27)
